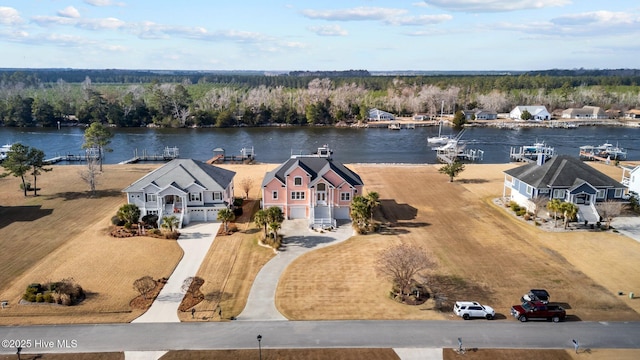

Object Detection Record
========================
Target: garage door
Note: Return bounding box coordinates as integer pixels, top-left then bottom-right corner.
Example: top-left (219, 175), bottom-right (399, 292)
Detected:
top-left (333, 207), bottom-right (351, 220)
top-left (207, 209), bottom-right (220, 221)
top-left (189, 209), bottom-right (205, 222)
top-left (288, 207), bottom-right (306, 219)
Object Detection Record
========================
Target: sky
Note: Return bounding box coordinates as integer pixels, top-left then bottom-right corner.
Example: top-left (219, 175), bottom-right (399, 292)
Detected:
top-left (1, 0), bottom-right (639, 71)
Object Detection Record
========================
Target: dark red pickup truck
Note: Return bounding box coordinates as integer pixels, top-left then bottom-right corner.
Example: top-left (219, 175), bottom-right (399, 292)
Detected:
top-left (510, 301), bottom-right (566, 322)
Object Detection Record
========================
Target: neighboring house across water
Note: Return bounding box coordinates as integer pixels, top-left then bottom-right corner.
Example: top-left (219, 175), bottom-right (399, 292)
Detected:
top-left (509, 106), bottom-right (551, 121)
top-left (463, 109), bottom-right (498, 120)
top-left (122, 158), bottom-right (235, 228)
top-left (368, 108), bottom-right (395, 121)
top-left (561, 106), bottom-right (608, 119)
top-left (261, 145), bottom-right (364, 228)
top-left (624, 109), bottom-right (640, 119)
top-left (503, 155), bottom-right (626, 224)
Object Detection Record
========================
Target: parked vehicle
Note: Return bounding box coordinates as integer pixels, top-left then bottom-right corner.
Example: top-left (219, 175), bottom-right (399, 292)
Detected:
top-left (453, 301), bottom-right (495, 320)
top-left (511, 301), bottom-right (566, 322)
top-left (521, 289), bottom-right (550, 304)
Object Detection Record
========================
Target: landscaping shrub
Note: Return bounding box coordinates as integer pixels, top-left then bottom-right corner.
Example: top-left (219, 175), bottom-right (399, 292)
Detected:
top-left (523, 213), bottom-right (531, 221)
top-left (509, 201), bottom-right (520, 212)
top-left (233, 198), bottom-right (244, 207)
top-left (22, 279), bottom-right (85, 306)
top-left (111, 215), bottom-right (125, 226)
top-left (141, 214), bottom-right (159, 228)
top-left (233, 206), bottom-right (243, 217)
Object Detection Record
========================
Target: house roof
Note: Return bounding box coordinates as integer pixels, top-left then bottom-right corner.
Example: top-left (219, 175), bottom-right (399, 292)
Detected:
top-left (562, 106), bottom-right (605, 116)
top-left (504, 155), bottom-right (623, 189)
top-left (122, 158), bottom-right (235, 193)
top-left (512, 106), bottom-right (549, 115)
top-left (262, 157), bottom-right (363, 188)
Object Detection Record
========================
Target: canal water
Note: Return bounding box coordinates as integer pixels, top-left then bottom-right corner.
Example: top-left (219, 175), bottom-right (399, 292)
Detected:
top-left (1, 125), bottom-right (639, 164)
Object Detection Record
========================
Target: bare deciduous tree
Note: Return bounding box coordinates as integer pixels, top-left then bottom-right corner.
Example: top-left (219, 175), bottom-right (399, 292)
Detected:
top-left (597, 200), bottom-right (625, 229)
top-left (79, 158), bottom-right (101, 196)
top-left (133, 276), bottom-right (156, 300)
top-left (375, 243), bottom-right (435, 298)
top-left (240, 177), bottom-right (254, 199)
top-left (181, 276), bottom-right (204, 298)
top-left (529, 196), bottom-right (548, 220)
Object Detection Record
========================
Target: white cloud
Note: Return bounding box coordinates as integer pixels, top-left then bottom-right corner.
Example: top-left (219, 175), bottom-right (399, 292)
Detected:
top-left (492, 10), bottom-right (640, 37)
top-left (0, 6), bottom-right (24, 25)
top-left (32, 15), bottom-right (126, 30)
top-left (308, 25), bottom-right (348, 36)
top-left (58, 6), bottom-right (81, 19)
top-left (551, 11), bottom-right (637, 27)
top-left (301, 7), bottom-right (406, 22)
top-left (84, 0), bottom-right (126, 7)
top-left (423, 0), bottom-right (571, 13)
top-left (387, 14), bottom-right (452, 26)
top-left (301, 6), bottom-right (451, 26)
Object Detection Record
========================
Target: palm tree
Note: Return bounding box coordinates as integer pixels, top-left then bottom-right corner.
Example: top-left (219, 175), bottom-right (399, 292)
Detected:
top-left (117, 204), bottom-right (141, 227)
top-left (268, 221), bottom-right (281, 240)
top-left (350, 195), bottom-right (369, 230)
top-left (546, 199), bottom-right (563, 228)
top-left (254, 209), bottom-right (268, 237)
top-left (560, 202), bottom-right (578, 229)
top-left (365, 191), bottom-right (380, 223)
top-left (217, 208), bottom-right (235, 233)
top-left (161, 215), bottom-right (179, 232)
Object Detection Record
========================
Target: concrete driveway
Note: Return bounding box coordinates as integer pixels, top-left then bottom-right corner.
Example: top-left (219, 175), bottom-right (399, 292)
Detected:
top-left (611, 216), bottom-right (640, 243)
top-left (127, 222), bottom-right (220, 360)
top-left (236, 219), bottom-right (354, 321)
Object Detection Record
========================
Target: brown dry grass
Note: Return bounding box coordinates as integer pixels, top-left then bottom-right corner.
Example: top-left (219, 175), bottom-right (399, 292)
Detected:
top-left (0, 164), bottom-right (183, 325)
top-left (276, 163), bottom-right (640, 321)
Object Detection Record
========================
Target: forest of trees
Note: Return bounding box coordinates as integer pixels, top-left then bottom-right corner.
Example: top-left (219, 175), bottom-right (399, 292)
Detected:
top-left (1, 69), bottom-right (639, 128)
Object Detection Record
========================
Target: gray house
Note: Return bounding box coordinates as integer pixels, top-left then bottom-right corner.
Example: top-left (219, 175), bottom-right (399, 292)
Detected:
top-left (122, 159), bottom-right (235, 228)
top-left (503, 155), bottom-right (625, 223)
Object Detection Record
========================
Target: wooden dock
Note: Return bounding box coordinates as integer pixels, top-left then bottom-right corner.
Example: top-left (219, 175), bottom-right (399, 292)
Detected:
top-left (118, 147), bottom-right (180, 164)
top-left (207, 147), bottom-right (255, 164)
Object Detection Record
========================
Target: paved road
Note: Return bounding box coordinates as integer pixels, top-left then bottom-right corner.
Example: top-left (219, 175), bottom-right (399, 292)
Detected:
top-left (1, 321), bottom-right (639, 354)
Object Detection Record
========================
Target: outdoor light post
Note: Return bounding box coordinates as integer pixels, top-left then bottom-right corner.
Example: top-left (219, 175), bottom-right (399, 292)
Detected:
top-left (257, 334), bottom-right (262, 360)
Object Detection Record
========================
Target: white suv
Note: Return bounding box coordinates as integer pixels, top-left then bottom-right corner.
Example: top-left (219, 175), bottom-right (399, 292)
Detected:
top-left (453, 301), bottom-right (495, 320)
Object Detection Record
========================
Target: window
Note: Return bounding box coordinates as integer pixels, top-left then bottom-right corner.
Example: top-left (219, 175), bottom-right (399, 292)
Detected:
top-left (614, 189), bottom-right (623, 198)
top-left (291, 191), bottom-right (305, 200)
top-left (552, 189), bottom-right (565, 199)
top-left (294, 176), bottom-right (302, 186)
top-left (526, 185), bottom-right (533, 196)
top-left (317, 183), bottom-right (326, 191)
top-left (146, 194), bottom-right (157, 202)
top-left (147, 210), bottom-right (158, 215)
top-left (341, 192), bottom-right (351, 201)
top-left (214, 192), bottom-right (222, 200)
top-left (538, 188), bottom-right (550, 194)
top-left (596, 189), bottom-right (606, 199)
top-left (190, 192), bottom-right (201, 202)
top-left (272, 191), bottom-right (278, 200)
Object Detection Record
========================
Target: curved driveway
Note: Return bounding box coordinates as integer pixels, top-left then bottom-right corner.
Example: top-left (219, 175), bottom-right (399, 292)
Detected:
top-left (237, 219), bottom-right (355, 320)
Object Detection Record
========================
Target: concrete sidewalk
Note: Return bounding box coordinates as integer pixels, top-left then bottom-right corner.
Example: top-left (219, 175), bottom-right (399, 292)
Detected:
top-left (236, 220), bottom-right (354, 320)
top-left (611, 216), bottom-right (640, 243)
top-left (126, 222), bottom-right (220, 360)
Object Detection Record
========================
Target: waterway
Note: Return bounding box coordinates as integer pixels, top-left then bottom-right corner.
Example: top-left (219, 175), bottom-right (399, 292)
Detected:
top-left (0, 125), bottom-right (639, 164)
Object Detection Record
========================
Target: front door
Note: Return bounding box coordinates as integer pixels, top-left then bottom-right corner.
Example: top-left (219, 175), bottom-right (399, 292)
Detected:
top-left (316, 183), bottom-right (327, 205)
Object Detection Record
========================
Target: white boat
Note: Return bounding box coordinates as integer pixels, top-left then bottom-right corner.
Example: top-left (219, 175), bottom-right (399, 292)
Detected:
top-left (427, 101), bottom-right (451, 145)
top-left (388, 123), bottom-right (401, 130)
top-left (510, 141), bottom-right (554, 163)
top-left (579, 142), bottom-right (627, 160)
top-left (0, 144), bottom-right (12, 161)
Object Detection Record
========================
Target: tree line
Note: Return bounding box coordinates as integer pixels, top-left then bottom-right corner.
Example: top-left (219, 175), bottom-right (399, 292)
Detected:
top-left (1, 70), bottom-right (640, 128)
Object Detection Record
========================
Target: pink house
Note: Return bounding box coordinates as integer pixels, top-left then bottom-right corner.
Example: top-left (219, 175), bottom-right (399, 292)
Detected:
top-left (261, 146), bottom-right (364, 228)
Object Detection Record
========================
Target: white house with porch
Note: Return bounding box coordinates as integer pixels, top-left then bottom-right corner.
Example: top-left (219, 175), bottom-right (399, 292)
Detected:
top-left (122, 159), bottom-right (235, 228)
